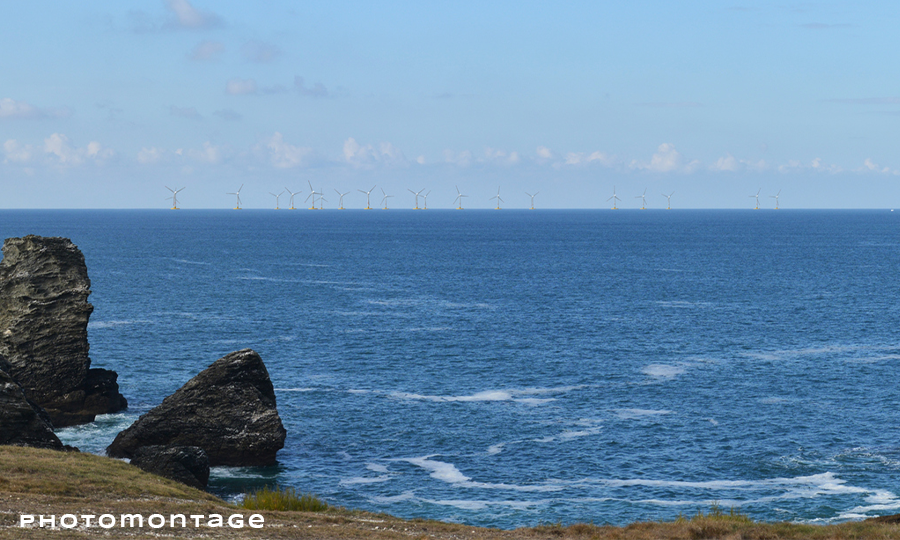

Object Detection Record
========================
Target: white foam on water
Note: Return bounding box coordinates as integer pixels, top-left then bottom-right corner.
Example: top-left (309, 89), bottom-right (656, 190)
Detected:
top-left (404, 456), bottom-right (471, 484)
top-left (275, 387), bottom-right (318, 392)
top-left (614, 408), bottom-right (673, 420)
top-left (367, 463), bottom-right (390, 473)
top-left (347, 389), bottom-right (370, 394)
top-left (88, 320), bottom-right (152, 329)
top-left (486, 443), bottom-right (507, 455)
top-left (641, 364), bottom-right (686, 379)
top-left (708, 418), bottom-right (719, 425)
top-left (557, 426), bottom-right (604, 441)
top-left (760, 397), bottom-right (788, 404)
top-left (388, 386), bottom-right (577, 404)
top-left (171, 258), bottom-right (210, 265)
top-left (421, 498), bottom-right (544, 511)
top-left (399, 456), bottom-right (565, 492)
top-left (341, 475), bottom-right (394, 486)
top-left (209, 467), bottom-right (267, 479)
top-left (371, 491), bottom-right (417, 504)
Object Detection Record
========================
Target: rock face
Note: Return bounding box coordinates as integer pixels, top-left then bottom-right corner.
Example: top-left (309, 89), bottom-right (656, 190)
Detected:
top-left (0, 368), bottom-right (64, 449)
top-left (107, 349), bottom-right (286, 466)
top-left (130, 445), bottom-right (210, 489)
top-left (0, 235), bottom-right (127, 427)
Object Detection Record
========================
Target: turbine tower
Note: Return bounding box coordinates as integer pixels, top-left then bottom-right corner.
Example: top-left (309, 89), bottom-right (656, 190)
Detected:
top-left (166, 186), bottom-right (185, 210)
top-left (380, 188), bottom-right (393, 209)
top-left (335, 189), bottom-right (350, 209)
top-left (358, 185), bottom-right (376, 209)
top-left (269, 190), bottom-right (284, 209)
top-left (525, 191), bottom-right (539, 210)
top-left (285, 187), bottom-right (301, 210)
top-left (454, 186), bottom-right (468, 209)
top-left (490, 187), bottom-right (503, 209)
top-left (608, 186), bottom-right (621, 210)
top-left (408, 188), bottom-right (424, 209)
top-left (750, 189), bottom-right (761, 209)
top-left (636, 188), bottom-right (648, 210)
top-left (662, 191), bottom-right (674, 210)
top-left (422, 190), bottom-right (431, 209)
top-left (318, 194), bottom-right (327, 210)
top-left (306, 181), bottom-right (320, 210)
top-left (227, 184), bottom-right (243, 210)
top-left (771, 189), bottom-right (781, 210)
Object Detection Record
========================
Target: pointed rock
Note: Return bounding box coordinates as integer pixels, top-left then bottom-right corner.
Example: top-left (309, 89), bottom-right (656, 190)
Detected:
top-left (0, 235), bottom-right (126, 427)
top-left (107, 349), bottom-right (286, 466)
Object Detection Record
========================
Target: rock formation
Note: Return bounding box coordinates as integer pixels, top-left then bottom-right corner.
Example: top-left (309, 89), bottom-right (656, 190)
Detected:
top-left (107, 349), bottom-right (286, 466)
top-left (0, 368), bottom-right (64, 449)
top-left (130, 445), bottom-right (210, 489)
top-left (0, 235), bottom-right (127, 427)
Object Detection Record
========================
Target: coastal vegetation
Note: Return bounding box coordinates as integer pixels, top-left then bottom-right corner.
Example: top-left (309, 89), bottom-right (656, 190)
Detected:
top-left (4, 446), bottom-right (900, 539)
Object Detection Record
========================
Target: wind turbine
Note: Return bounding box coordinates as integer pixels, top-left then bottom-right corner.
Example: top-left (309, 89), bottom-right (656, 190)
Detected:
top-left (166, 186), bottom-right (185, 210)
top-left (358, 185), bottom-right (376, 209)
top-left (750, 189), bottom-right (761, 209)
top-left (318, 194), bottom-right (327, 210)
top-left (770, 189), bottom-right (781, 210)
top-left (490, 187), bottom-right (503, 209)
top-left (635, 188), bottom-right (648, 209)
top-left (285, 187), bottom-right (301, 210)
top-left (227, 184), bottom-right (243, 209)
top-left (380, 188), bottom-right (394, 209)
top-left (269, 190), bottom-right (284, 209)
top-left (454, 186), bottom-right (467, 209)
top-left (662, 191), bottom-right (674, 210)
top-left (525, 191), bottom-right (539, 210)
top-left (608, 186), bottom-right (621, 210)
top-left (422, 190), bottom-right (431, 209)
top-left (335, 189), bottom-right (350, 210)
top-left (306, 181), bottom-right (320, 210)
top-left (408, 188), bottom-right (424, 209)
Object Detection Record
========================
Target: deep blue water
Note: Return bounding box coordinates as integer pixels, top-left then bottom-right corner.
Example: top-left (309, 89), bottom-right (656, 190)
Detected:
top-left (3, 209), bottom-right (900, 528)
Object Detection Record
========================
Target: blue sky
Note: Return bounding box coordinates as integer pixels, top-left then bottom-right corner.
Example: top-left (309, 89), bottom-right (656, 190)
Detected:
top-left (1, 1), bottom-right (898, 208)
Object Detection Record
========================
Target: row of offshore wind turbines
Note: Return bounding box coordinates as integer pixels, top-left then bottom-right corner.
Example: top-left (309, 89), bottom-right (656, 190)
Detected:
top-left (164, 184), bottom-right (783, 210)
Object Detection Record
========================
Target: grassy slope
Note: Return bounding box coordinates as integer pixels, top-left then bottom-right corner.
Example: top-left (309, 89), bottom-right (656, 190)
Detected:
top-left (2, 446), bottom-right (900, 539)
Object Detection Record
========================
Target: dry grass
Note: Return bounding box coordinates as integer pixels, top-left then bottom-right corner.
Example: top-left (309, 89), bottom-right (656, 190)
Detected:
top-left (4, 446), bottom-right (900, 539)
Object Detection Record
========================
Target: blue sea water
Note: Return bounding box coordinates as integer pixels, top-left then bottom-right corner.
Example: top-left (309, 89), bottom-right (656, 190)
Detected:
top-left (3, 209), bottom-right (900, 528)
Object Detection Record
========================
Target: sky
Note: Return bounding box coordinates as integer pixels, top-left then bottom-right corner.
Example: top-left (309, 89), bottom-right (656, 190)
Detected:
top-left (1, 1), bottom-right (899, 209)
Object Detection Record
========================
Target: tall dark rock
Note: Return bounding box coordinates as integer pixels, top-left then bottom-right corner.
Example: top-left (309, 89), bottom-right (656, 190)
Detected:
top-left (0, 235), bottom-right (127, 427)
top-left (107, 349), bottom-right (286, 466)
top-left (0, 368), bottom-right (64, 449)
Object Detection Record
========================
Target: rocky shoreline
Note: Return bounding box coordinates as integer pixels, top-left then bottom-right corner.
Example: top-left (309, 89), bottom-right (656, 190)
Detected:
top-left (0, 235), bottom-right (286, 489)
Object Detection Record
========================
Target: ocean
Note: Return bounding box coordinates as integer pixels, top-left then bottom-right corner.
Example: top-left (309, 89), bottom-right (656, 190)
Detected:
top-left (3, 209), bottom-right (900, 528)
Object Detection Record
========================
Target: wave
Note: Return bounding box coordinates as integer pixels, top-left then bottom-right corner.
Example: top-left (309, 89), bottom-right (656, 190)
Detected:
top-left (88, 320), bottom-right (152, 329)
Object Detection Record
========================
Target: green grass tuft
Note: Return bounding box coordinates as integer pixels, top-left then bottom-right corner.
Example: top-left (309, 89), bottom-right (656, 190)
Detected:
top-left (240, 485), bottom-right (329, 512)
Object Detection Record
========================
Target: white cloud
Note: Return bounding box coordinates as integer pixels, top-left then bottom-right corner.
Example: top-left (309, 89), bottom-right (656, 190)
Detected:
top-left (166, 0), bottom-right (220, 29)
top-left (3, 139), bottom-right (35, 163)
top-left (0, 98), bottom-right (40, 119)
top-left (187, 141), bottom-right (222, 164)
top-left (856, 158), bottom-right (897, 175)
top-left (259, 132), bottom-right (314, 168)
top-left (483, 147), bottom-right (520, 165)
top-left (631, 143), bottom-right (700, 173)
top-left (189, 40), bottom-right (224, 61)
top-left (810, 157), bottom-right (843, 173)
top-left (43, 134), bottom-right (114, 166)
top-left (226, 78), bottom-right (257, 95)
top-left (564, 151), bottom-right (615, 167)
top-left (536, 146), bottom-right (553, 160)
top-left (343, 137), bottom-right (407, 168)
top-left (137, 147), bottom-right (165, 164)
top-left (710, 154), bottom-right (738, 172)
top-left (44, 134), bottom-right (83, 165)
top-left (443, 149), bottom-right (472, 167)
